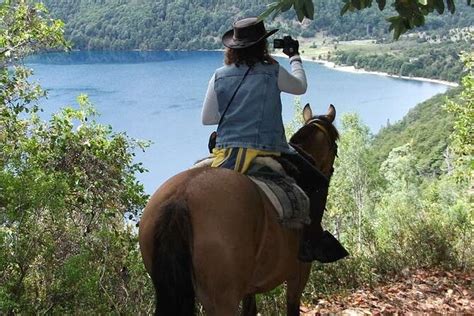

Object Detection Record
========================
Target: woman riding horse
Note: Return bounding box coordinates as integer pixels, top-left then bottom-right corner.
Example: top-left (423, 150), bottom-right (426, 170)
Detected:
top-left (138, 18), bottom-right (348, 315)
top-left (202, 17), bottom-right (346, 262)
top-left (140, 104), bottom-right (343, 315)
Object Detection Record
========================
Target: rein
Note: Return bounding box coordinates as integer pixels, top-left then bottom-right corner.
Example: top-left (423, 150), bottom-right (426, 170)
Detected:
top-left (306, 117), bottom-right (338, 157)
top-left (290, 116), bottom-right (338, 182)
top-left (305, 117), bottom-right (338, 216)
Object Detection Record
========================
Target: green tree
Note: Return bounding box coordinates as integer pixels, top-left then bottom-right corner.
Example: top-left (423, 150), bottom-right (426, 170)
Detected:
top-left (327, 113), bottom-right (374, 251)
top-left (380, 143), bottom-right (418, 191)
top-left (0, 1), bottom-right (153, 313)
top-left (445, 53), bottom-right (474, 183)
top-left (442, 53), bottom-right (474, 267)
top-left (0, 0), bottom-right (67, 114)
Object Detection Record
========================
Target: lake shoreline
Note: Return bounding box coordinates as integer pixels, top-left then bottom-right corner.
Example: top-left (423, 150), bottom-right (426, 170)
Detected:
top-left (271, 52), bottom-right (459, 87)
top-left (71, 48), bottom-right (458, 87)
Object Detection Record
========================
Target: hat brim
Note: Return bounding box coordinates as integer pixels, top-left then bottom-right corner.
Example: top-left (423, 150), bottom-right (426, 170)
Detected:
top-left (222, 28), bottom-right (279, 49)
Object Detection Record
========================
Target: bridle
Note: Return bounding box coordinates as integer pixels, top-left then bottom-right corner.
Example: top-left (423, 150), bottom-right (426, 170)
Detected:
top-left (305, 116), bottom-right (339, 178)
top-left (289, 114), bottom-right (339, 182)
top-left (306, 117), bottom-right (338, 156)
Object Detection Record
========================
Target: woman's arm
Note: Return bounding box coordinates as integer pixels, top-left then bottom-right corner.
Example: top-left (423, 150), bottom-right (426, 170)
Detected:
top-left (278, 55), bottom-right (307, 95)
top-left (201, 74), bottom-right (220, 125)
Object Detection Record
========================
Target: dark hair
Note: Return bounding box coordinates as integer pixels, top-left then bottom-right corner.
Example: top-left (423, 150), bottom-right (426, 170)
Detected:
top-left (224, 40), bottom-right (277, 67)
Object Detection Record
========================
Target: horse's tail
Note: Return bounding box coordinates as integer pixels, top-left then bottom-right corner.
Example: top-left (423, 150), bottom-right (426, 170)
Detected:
top-left (151, 200), bottom-right (195, 316)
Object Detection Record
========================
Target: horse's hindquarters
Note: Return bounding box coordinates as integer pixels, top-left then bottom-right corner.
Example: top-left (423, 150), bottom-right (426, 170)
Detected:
top-left (139, 167), bottom-right (302, 314)
top-left (187, 168), bottom-right (266, 308)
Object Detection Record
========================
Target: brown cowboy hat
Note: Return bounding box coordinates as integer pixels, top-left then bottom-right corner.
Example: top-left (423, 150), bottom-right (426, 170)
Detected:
top-left (222, 17), bottom-right (278, 49)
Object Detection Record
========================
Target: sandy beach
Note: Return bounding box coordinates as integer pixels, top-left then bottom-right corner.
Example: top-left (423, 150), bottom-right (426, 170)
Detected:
top-left (272, 52), bottom-right (459, 87)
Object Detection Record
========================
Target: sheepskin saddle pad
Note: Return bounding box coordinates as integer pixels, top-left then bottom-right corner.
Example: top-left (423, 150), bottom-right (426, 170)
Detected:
top-left (192, 156), bottom-right (310, 229)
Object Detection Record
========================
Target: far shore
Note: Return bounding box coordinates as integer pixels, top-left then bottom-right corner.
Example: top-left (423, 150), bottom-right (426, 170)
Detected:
top-left (272, 52), bottom-right (459, 88)
top-left (199, 49), bottom-right (458, 87)
top-left (69, 48), bottom-right (458, 87)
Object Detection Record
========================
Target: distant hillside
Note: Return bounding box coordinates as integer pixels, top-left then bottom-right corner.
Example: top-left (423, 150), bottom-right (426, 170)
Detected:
top-left (43, 0), bottom-right (474, 50)
top-left (331, 40), bottom-right (470, 82)
top-left (372, 87), bottom-right (461, 177)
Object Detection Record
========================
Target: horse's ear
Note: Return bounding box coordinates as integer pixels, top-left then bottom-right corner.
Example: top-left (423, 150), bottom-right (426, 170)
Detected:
top-left (326, 104), bottom-right (336, 123)
top-left (303, 103), bottom-right (313, 123)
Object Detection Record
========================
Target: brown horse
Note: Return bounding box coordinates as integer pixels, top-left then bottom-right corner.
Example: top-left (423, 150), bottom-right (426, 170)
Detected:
top-left (139, 104), bottom-right (339, 316)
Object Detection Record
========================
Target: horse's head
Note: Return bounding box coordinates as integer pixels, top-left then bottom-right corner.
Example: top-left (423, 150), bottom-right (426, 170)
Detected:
top-left (289, 104), bottom-right (339, 178)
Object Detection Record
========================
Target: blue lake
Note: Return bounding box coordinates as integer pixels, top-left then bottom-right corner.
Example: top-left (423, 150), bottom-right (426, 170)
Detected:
top-left (28, 51), bottom-right (450, 193)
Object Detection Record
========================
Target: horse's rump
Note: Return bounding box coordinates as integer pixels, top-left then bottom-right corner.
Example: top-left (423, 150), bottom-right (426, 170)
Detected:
top-left (140, 167), bottom-right (302, 307)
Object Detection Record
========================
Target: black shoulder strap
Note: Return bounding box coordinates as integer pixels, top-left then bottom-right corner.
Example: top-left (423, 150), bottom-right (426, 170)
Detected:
top-left (217, 66), bottom-right (252, 127)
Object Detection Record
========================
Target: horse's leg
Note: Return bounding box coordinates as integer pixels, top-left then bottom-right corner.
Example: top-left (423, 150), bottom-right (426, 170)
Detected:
top-left (286, 263), bottom-right (311, 316)
top-left (241, 294), bottom-right (257, 316)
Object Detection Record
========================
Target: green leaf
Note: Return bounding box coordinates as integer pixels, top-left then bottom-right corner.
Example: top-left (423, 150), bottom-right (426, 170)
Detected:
top-left (304, 0), bottom-right (315, 19)
top-left (412, 14), bottom-right (425, 27)
top-left (351, 0), bottom-right (362, 10)
top-left (295, 0), bottom-right (306, 21)
top-left (296, 7), bottom-right (305, 21)
top-left (376, 0), bottom-right (386, 10)
top-left (387, 16), bottom-right (408, 39)
top-left (259, 2), bottom-right (281, 21)
top-left (341, 1), bottom-right (353, 15)
top-left (447, 0), bottom-right (456, 13)
top-left (281, 0), bottom-right (293, 12)
top-left (434, 0), bottom-right (445, 14)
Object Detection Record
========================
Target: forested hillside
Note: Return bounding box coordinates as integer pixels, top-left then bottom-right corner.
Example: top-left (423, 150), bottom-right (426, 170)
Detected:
top-left (43, 0), bottom-right (474, 50)
top-left (331, 40), bottom-right (470, 82)
top-left (373, 87), bottom-right (459, 177)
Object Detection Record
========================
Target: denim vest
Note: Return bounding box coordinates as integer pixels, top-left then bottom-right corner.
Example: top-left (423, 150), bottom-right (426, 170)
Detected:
top-left (214, 62), bottom-right (292, 153)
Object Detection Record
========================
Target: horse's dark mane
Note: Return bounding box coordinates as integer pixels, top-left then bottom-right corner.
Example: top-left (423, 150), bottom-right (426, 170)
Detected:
top-left (310, 115), bottom-right (339, 142)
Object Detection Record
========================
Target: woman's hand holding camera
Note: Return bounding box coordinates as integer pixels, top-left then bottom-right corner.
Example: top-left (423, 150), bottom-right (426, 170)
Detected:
top-left (274, 36), bottom-right (299, 58)
top-left (283, 37), bottom-right (299, 57)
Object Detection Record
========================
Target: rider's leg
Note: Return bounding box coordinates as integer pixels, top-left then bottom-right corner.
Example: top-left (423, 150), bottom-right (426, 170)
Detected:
top-left (299, 185), bottom-right (348, 263)
top-left (303, 186), bottom-right (326, 244)
top-left (279, 152), bottom-right (348, 263)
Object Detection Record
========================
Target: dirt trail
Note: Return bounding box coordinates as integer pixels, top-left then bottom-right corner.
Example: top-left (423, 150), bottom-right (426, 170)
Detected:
top-left (302, 269), bottom-right (473, 315)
